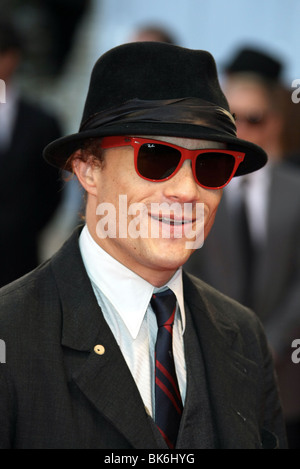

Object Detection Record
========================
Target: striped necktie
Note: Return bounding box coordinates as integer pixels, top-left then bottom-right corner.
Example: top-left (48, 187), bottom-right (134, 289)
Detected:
top-left (151, 289), bottom-right (183, 448)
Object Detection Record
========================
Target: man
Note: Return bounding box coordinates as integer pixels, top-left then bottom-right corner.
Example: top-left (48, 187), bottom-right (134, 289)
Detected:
top-left (0, 18), bottom-right (63, 287)
top-left (184, 46), bottom-right (300, 448)
top-left (0, 42), bottom-right (287, 449)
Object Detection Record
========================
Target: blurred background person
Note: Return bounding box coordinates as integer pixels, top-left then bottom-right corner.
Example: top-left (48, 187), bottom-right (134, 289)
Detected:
top-left (282, 83), bottom-right (300, 169)
top-left (184, 46), bottom-right (300, 448)
top-left (0, 16), bottom-right (63, 287)
top-left (0, 2), bottom-right (93, 264)
top-left (127, 23), bottom-right (177, 44)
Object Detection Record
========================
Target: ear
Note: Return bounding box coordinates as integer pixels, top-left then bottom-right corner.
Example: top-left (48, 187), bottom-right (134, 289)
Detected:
top-left (72, 152), bottom-right (99, 197)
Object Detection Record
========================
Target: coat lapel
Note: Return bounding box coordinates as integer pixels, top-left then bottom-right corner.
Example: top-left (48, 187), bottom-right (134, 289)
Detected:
top-left (51, 228), bottom-right (160, 449)
top-left (183, 272), bottom-right (262, 448)
top-left (70, 328), bottom-right (161, 449)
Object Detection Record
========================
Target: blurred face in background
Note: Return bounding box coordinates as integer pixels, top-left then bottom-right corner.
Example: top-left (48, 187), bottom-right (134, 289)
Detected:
top-left (223, 76), bottom-right (284, 160)
top-left (0, 48), bottom-right (20, 83)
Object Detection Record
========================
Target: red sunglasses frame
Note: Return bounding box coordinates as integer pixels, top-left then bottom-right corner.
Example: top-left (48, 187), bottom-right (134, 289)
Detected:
top-left (101, 136), bottom-right (245, 189)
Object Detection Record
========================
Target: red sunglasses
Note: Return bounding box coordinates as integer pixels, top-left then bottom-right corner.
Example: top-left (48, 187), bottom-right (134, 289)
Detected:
top-left (101, 136), bottom-right (245, 190)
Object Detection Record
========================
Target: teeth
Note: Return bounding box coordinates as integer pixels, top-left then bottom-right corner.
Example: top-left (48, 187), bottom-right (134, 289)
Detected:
top-left (152, 215), bottom-right (191, 225)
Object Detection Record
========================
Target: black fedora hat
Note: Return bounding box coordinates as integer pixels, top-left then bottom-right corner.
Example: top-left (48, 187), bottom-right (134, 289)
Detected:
top-left (43, 41), bottom-right (267, 175)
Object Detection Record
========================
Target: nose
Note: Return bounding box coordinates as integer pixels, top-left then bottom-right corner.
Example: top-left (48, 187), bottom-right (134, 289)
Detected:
top-left (162, 160), bottom-right (200, 202)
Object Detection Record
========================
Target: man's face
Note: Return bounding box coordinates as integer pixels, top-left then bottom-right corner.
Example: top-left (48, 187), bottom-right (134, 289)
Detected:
top-left (84, 136), bottom-right (224, 285)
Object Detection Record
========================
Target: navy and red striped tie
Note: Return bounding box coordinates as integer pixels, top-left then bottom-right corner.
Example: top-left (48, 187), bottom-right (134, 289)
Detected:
top-left (151, 289), bottom-right (183, 448)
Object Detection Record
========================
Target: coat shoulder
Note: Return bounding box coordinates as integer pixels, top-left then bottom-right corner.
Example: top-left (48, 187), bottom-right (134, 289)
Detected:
top-left (0, 229), bottom-right (83, 349)
top-left (0, 259), bottom-right (61, 352)
top-left (183, 270), bottom-right (263, 333)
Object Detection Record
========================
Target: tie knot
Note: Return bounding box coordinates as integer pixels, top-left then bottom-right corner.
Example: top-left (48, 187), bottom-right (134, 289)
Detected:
top-left (151, 289), bottom-right (177, 328)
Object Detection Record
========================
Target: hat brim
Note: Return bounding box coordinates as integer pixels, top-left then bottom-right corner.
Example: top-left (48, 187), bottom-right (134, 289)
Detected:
top-left (43, 122), bottom-right (267, 176)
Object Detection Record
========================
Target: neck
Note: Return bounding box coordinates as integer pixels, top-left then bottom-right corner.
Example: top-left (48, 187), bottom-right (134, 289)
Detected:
top-left (85, 213), bottom-right (177, 288)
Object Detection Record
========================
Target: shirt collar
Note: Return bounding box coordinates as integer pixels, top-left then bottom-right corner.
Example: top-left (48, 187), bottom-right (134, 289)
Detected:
top-left (79, 225), bottom-right (185, 339)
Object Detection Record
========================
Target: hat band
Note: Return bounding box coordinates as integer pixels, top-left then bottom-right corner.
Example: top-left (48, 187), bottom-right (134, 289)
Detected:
top-left (80, 97), bottom-right (237, 137)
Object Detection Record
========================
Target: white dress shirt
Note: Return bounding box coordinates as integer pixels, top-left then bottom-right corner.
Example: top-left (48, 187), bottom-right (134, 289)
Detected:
top-left (79, 224), bottom-right (187, 417)
top-left (0, 85), bottom-right (18, 152)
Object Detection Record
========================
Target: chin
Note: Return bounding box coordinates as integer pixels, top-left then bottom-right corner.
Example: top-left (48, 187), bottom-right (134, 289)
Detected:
top-left (152, 242), bottom-right (194, 269)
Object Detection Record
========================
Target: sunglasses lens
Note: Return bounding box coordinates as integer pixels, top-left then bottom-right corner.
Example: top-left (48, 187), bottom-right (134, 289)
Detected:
top-left (196, 152), bottom-right (235, 188)
top-left (137, 143), bottom-right (181, 180)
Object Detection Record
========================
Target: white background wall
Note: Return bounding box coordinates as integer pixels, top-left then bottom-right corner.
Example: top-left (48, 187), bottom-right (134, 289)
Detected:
top-left (94, 0), bottom-right (300, 84)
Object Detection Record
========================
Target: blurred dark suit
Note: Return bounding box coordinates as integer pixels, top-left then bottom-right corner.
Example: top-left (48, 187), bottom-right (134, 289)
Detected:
top-left (185, 161), bottom-right (300, 444)
top-left (0, 97), bottom-right (63, 287)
